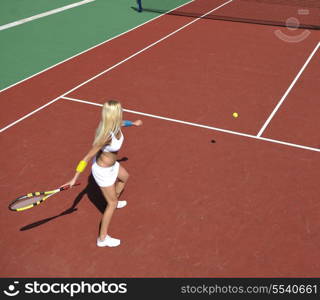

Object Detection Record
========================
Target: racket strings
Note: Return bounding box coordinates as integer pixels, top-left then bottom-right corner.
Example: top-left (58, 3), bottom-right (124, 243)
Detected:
top-left (9, 185), bottom-right (78, 211)
top-left (10, 195), bottom-right (44, 210)
top-left (9, 190), bottom-right (56, 210)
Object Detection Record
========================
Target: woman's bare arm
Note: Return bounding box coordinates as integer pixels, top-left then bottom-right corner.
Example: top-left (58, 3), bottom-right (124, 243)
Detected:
top-left (62, 144), bottom-right (101, 187)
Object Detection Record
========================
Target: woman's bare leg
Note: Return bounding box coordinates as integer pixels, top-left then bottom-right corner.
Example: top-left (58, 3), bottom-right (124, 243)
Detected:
top-left (115, 165), bottom-right (129, 198)
top-left (99, 185), bottom-right (118, 240)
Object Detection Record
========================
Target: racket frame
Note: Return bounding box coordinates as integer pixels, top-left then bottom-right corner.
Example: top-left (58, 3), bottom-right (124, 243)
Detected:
top-left (9, 184), bottom-right (79, 212)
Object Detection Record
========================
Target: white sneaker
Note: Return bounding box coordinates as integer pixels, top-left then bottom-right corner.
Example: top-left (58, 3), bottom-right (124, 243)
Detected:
top-left (97, 235), bottom-right (121, 247)
top-left (117, 200), bottom-right (127, 209)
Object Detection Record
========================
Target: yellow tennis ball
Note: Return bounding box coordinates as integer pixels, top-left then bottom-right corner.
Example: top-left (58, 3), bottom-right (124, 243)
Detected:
top-left (232, 112), bottom-right (239, 118)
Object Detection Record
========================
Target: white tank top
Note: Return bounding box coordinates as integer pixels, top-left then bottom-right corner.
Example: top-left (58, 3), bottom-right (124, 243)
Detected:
top-left (101, 131), bottom-right (124, 153)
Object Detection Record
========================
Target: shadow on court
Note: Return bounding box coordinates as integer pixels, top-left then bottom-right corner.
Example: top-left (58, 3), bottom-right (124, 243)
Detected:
top-left (20, 157), bottom-right (129, 231)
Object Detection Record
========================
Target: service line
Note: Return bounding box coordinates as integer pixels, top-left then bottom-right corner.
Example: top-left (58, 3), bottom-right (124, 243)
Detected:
top-left (62, 96), bottom-right (320, 153)
top-left (257, 41), bottom-right (320, 137)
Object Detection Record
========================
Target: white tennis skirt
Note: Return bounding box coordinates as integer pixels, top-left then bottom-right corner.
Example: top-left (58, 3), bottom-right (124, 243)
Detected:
top-left (91, 160), bottom-right (120, 187)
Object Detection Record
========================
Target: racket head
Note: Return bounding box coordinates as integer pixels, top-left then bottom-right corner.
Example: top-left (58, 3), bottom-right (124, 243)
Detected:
top-left (9, 183), bottom-right (81, 212)
top-left (9, 192), bottom-right (56, 212)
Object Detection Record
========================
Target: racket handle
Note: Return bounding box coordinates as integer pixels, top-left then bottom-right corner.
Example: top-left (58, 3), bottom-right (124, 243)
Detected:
top-left (61, 182), bottom-right (81, 191)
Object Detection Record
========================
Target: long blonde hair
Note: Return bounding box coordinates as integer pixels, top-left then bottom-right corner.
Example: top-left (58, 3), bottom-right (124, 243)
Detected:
top-left (93, 100), bottom-right (123, 146)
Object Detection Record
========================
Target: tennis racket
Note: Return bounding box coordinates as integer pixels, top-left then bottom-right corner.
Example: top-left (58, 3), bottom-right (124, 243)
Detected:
top-left (9, 183), bottom-right (80, 212)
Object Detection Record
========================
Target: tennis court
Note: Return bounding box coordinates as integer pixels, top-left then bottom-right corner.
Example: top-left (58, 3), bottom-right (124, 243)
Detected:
top-left (1, 0), bottom-right (319, 277)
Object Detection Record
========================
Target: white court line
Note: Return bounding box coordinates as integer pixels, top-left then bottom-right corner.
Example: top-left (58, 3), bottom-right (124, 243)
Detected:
top-left (0, 0), bottom-right (194, 93)
top-left (0, 98), bottom-right (61, 133)
top-left (62, 96), bottom-right (320, 153)
top-left (0, 0), bottom-right (233, 133)
top-left (0, 0), bottom-right (95, 31)
top-left (257, 41), bottom-right (320, 137)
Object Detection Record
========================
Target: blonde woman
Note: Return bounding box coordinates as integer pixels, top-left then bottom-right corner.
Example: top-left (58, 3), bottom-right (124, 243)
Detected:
top-left (63, 100), bottom-right (142, 247)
